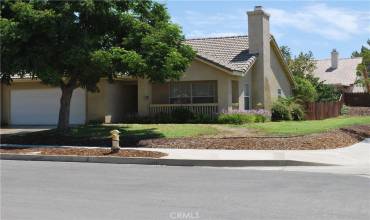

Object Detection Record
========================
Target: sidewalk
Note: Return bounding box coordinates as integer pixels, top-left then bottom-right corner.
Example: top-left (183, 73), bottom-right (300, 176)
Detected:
top-left (131, 138), bottom-right (370, 166)
top-left (1, 139), bottom-right (369, 167)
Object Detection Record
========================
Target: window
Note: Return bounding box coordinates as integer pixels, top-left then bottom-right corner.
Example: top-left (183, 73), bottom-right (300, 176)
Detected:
top-left (170, 81), bottom-right (216, 104)
top-left (244, 84), bottom-right (250, 110)
top-left (191, 82), bottom-right (216, 103)
top-left (170, 82), bottom-right (191, 104)
top-left (231, 80), bottom-right (239, 103)
top-left (278, 89), bottom-right (282, 98)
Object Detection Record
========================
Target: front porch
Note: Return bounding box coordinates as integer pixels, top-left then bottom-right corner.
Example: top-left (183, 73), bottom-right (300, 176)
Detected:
top-left (137, 78), bottom-right (250, 116)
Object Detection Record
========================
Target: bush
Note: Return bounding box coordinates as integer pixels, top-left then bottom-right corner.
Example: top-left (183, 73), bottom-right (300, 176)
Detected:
top-left (216, 110), bottom-right (270, 124)
top-left (254, 114), bottom-right (267, 122)
top-left (293, 76), bottom-right (317, 103)
top-left (291, 103), bottom-right (305, 121)
top-left (170, 108), bottom-right (194, 123)
top-left (271, 98), bottom-right (305, 121)
top-left (217, 113), bottom-right (256, 124)
top-left (191, 113), bottom-right (216, 124)
top-left (340, 105), bottom-right (349, 115)
top-left (271, 102), bottom-right (291, 121)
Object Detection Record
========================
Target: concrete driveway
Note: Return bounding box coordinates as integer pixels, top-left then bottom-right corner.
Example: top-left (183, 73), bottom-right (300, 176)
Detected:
top-left (0, 126), bottom-right (54, 135)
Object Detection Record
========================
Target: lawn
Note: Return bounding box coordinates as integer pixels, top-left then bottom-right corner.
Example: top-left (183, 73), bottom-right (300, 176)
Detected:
top-left (240, 116), bottom-right (370, 136)
top-left (70, 124), bottom-right (218, 138)
top-left (1, 124), bottom-right (219, 147)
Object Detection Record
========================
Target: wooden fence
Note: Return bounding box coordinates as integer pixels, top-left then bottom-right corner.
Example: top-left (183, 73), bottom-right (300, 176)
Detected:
top-left (305, 98), bottom-right (344, 120)
top-left (343, 92), bottom-right (370, 107)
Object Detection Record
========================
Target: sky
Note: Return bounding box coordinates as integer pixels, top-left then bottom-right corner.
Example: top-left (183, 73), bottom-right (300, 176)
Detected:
top-left (160, 0), bottom-right (370, 59)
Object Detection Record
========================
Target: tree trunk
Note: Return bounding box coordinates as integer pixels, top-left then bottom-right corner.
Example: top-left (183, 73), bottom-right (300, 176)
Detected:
top-left (57, 86), bottom-right (75, 131)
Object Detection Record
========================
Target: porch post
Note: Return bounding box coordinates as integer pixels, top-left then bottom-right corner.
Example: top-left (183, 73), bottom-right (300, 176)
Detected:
top-left (218, 79), bottom-right (233, 113)
top-left (238, 78), bottom-right (245, 111)
top-left (137, 78), bottom-right (152, 116)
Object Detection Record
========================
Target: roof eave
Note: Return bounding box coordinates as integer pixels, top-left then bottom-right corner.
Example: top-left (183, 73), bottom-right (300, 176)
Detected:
top-left (194, 56), bottom-right (241, 76)
top-left (269, 35), bottom-right (296, 87)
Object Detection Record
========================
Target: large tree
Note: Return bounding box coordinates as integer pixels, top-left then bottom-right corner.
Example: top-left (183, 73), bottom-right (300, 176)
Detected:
top-left (1, 0), bottom-right (195, 130)
top-left (352, 40), bottom-right (370, 93)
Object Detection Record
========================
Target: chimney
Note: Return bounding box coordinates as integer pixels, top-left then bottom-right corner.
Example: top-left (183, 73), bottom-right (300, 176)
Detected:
top-left (331, 49), bottom-right (338, 69)
top-left (247, 6), bottom-right (270, 55)
top-left (247, 6), bottom-right (271, 108)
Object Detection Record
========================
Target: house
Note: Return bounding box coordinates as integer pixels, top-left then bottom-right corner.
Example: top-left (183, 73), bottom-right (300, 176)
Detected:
top-left (312, 49), bottom-right (363, 93)
top-left (0, 6), bottom-right (294, 126)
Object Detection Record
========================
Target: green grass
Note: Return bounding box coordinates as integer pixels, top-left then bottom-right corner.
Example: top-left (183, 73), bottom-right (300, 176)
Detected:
top-left (70, 124), bottom-right (218, 138)
top-left (238, 116), bottom-right (370, 136)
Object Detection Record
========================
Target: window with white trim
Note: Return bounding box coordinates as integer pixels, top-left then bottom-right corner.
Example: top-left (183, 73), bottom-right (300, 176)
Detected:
top-left (244, 83), bottom-right (250, 110)
top-left (170, 81), bottom-right (216, 104)
top-left (278, 89), bottom-right (282, 98)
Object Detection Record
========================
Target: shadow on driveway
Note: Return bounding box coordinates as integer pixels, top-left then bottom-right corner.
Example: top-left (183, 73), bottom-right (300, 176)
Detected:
top-left (0, 126), bottom-right (54, 135)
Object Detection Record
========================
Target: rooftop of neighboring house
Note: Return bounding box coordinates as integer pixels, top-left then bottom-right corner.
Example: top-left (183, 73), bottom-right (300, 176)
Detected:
top-left (312, 49), bottom-right (362, 86)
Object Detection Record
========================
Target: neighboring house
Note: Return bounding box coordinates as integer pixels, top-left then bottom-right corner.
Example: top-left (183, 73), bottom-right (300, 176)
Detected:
top-left (0, 6), bottom-right (294, 126)
top-left (312, 49), bottom-right (363, 93)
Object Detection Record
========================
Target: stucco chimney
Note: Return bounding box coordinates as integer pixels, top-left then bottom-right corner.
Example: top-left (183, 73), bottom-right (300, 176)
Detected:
top-left (331, 49), bottom-right (338, 69)
top-left (247, 6), bottom-right (271, 108)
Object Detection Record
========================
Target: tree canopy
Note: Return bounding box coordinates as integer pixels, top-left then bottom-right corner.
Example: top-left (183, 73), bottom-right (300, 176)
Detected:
top-left (352, 39), bottom-right (370, 93)
top-left (1, 0), bottom-right (195, 129)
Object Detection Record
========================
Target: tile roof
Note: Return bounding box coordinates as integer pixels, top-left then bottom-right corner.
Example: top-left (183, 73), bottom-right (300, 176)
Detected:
top-left (312, 57), bottom-right (362, 86)
top-left (184, 35), bottom-right (257, 73)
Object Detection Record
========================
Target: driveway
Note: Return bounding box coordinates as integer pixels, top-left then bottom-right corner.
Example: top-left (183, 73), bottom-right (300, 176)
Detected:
top-left (1, 160), bottom-right (370, 220)
top-left (0, 126), bottom-right (53, 135)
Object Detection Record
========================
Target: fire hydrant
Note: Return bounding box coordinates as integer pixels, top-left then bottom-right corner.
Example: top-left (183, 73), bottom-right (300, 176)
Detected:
top-left (110, 130), bottom-right (121, 152)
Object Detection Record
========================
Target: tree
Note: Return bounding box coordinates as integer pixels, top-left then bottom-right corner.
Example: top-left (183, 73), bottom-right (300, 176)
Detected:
top-left (352, 40), bottom-right (370, 93)
top-left (293, 76), bottom-right (317, 103)
top-left (1, 0), bottom-right (195, 130)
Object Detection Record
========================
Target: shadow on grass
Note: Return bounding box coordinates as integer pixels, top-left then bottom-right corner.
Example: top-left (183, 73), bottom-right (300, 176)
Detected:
top-left (0, 125), bottom-right (165, 147)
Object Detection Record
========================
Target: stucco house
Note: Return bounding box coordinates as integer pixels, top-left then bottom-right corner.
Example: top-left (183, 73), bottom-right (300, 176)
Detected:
top-left (0, 6), bottom-right (294, 126)
top-left (312, 49), bottom-right (363, 93)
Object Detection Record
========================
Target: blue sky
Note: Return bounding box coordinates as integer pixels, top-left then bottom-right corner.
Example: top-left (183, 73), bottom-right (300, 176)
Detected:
top-left (161, 0), bottom-right (370, 59)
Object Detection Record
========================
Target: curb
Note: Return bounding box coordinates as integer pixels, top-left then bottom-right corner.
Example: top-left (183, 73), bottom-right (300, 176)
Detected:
top-left (0, 154), bottom-right (333, 167)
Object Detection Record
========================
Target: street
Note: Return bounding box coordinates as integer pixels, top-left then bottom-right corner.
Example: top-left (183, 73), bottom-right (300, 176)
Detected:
top-left (1, 160), bottom-right (370, 220)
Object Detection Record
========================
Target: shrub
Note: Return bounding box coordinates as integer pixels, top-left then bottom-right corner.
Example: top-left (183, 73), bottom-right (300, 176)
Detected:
top-left (340, 105), bottom-right (349, 115)
top-left (254, 114), bottom-right (267, 122)
top-left (152, 112), bottom-right (173, 123)
top-left (291, 103), bottom-right (305, 121)
top-left (271, 101), bottom-right (291, 121)
top-left (293, 76), bottom-right (317, 103)
top-left (217, 109), bottom-right (270, 124)
top-left (191, 113), bottom-right (216, 124)
top-left (170, 108), bottom-right (194, 123)
top-left (271, 98), bottom-right (305, 121)
top-left (217, 113), bottom-right (256, 124)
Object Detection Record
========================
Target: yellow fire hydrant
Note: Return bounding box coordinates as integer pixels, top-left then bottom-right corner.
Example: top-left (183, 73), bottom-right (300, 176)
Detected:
top-left (110, 130), bottom-right (121, 152)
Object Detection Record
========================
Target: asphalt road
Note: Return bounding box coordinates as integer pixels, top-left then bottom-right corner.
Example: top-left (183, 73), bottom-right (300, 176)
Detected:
top-left (1, 160), bottom-right (369, 220)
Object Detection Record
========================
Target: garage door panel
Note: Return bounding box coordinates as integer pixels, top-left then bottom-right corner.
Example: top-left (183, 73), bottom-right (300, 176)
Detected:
top-left (10, 88), bottom-right (86, 125)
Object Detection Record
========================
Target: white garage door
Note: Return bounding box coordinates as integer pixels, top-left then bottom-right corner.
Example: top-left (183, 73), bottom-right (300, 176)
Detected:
top-left (10, 88), bottom-right (86, 125)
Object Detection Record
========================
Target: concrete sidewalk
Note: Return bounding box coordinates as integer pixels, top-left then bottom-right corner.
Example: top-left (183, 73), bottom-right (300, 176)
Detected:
top-left (1, 138), bottom-right (369, 167)
top-left (130, 138), bottom-right (370, 166)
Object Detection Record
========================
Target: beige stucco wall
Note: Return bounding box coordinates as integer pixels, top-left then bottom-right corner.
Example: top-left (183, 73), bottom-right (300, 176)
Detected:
top-left (87, 79), bottom-right (138, 123)
top-left (267, 47), bottom-right (293, 104)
